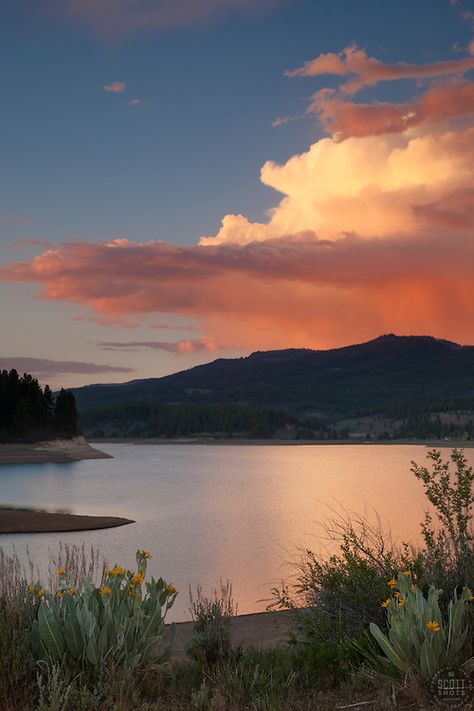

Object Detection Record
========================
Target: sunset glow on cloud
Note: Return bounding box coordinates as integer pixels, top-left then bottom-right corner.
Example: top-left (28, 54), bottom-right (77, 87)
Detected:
top-left (1, 6), bottom-right (474, 380)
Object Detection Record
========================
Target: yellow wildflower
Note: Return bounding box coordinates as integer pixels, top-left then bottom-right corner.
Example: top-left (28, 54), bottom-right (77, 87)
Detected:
top-left (56, 590), bottom-right (64, 599)
top-left (132, 572), bottom-right (145, 585)
top-left (401, 570), bottom-right (411, 576)
top-left (387, 577), bottom-right (397, 589)
top-left (36, 588), bottom-right (44, 598)
top-left (68, 588), bottom-right (76, 596)
top-left (426, 620), bottom-right (440, 633)
top-left (56, 566), bottom-right (66, 576)
top-left (139, 550), bottom-right (152, 560)
top-left (467, 593), bottom-right (474, 603)
top-left (100, 585), bottom-right (111, 596)
top-left (394, 591), bottom-right (401, 599)
top-left (108, 565), bottom-right (125, 577)
top-left (398, 597), bottom-right (406, 606)
top-left (165, 584), bottom-right (177, 595)
top-left (381, 598), bottom-right (391, 608)
top-left (27, 584), bottom-right (34, 595)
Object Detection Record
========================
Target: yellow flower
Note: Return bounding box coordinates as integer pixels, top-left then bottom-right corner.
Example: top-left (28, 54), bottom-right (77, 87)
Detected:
top-left (36, 588), bottom-right (44, 598)
top-left (128, 586), bottom-right (135, 597)
top-left (56, 590), bottom-right (64, 599)
top-left (108, 565), bottom-right (125, 577)
top-left (398, 597), bottom-right (406, 606)
top-left (100, 585), bottom-right (111, 596)
top-left (27, 584), bottom-right (34, 595)
top-left (381, 598), bottom-right (391, 608)
top-left (387, 577), bottom-right (397, 589)
top-left (68, 588), bottom-right (76, 596)
top-left (411, 584), bottom-right (417, 591)
top-left (165, 584), bottom-right (177, 595)
top-left (426, 620), bottom-right (440, 633)
top-left (401, 570), bottom-right (411, 576)
top-left (56, 566), bottom-right (66, 576)
top-left (394, 591), bottom-right (401, 599)
top-left (132, 572), bottom-right (145, 585)
top-left (467, 594), bottom-right (474, 603)
top-left (139, 550), bottom-right (152, 559)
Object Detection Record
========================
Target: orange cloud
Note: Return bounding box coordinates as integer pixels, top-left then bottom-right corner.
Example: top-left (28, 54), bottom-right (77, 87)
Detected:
top-left (0, 356), bottom-right (134, 380)
top-left (309, 81), bottom-right (474, 140)
top-left (287, 44), bottom-right (474, 95)
top-left (102, 81), bottom-right (126, 93)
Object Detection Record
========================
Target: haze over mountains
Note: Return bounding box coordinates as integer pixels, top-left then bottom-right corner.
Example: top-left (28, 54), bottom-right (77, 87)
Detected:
top-left (71, 335), bottom-right (474, 440)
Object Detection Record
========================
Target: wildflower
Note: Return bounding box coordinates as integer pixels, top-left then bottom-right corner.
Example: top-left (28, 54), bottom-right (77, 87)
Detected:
top-left (398, 597), bottom-right (406, 606)
top-left (426, 620), bottom-right (440, 633)
top-left (139, 550), bottom-right (152, 559)
top-left (381, 598), bottom-right (391, 608)
top-left (108, 565), bottom-right (125, 577)
top-left (401, 570), bottom-right (411, 576)
top-left (387, 577), bottom-right (397, 589)
top-left (56, 590), bottom-right (64, 599)
top-left (467, 593), bottom-right (474, 603)
top-left (27, 584), bottom-right (34, 595)
top-left (411, 584), bottom-right (417, 591)
top-left (68, 588), bottom-right (76, 596)
top-left (128, 585), bottom-right (136, 597)
top-left (165, 584), bottom-right (177, 595)
top-left (132, 572), bottom-right (145, 585)
top-left (56, 566), bottom-right (66, 576)
top-left (36, 588), bottom-right (44, 598)
top-left (394, 591), bottom-right (401, 599)
top-left (100, 585), bottom-right (111, 596)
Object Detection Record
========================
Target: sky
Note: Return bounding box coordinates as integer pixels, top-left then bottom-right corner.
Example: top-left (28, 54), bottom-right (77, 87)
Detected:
top-left (1, 0), bottom-right (474, 387)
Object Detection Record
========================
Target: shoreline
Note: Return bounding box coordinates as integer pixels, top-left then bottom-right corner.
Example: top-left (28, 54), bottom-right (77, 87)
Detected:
top-left (0, 436), bottom-right (111, 465)
top-left (0, 507), bottom-right (134, 534)
top-left (88, 436), bottom-right (474, 447)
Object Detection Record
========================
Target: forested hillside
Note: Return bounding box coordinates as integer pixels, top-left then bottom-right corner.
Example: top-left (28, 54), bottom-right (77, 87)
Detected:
top-left (72, 335), bottom-right (474, 440)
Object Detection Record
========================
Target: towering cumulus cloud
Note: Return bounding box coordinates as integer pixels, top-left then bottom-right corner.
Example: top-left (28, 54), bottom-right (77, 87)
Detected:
top-left (1, 47), bottom-right (474, 351)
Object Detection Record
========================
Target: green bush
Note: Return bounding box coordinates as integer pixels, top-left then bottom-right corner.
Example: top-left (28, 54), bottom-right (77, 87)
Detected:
top-left (32, 549), bottom-right (177, 672)
top-left (369, 571), bottom-right (473, 685)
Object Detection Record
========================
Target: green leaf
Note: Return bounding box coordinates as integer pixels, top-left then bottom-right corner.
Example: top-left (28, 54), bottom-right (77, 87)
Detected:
top-left (38, 603), bottom-right (66, 661)
top-left (370, 623), bottom-right (408, 672)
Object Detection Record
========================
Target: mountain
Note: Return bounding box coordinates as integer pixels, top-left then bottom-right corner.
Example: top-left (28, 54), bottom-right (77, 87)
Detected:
top-left (72, 335), bottom-right (474, 440)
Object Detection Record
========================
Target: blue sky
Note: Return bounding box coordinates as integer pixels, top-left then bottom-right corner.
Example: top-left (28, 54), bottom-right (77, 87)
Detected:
top-left (1, 0), bottom-right (473, 386)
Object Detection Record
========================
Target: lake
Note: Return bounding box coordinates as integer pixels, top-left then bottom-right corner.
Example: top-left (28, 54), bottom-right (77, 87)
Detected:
top-left (0, 443), bottom-right (468, 622)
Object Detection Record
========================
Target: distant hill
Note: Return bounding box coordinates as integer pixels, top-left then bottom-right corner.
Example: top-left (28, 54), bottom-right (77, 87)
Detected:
top-left (72, 335), bottom-right (474, 440)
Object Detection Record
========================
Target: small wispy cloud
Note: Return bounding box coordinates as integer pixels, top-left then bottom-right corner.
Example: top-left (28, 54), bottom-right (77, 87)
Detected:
top-left (129, 98), bottom-right (141, 106)
top-left (96, 338), bottom-right (219, 355)
top-left (74, 315), bottom-right (141, 329)
top-left (0, 356), bottom-right (135, 380)
top-left (102, 81), bottom-right (126, 93)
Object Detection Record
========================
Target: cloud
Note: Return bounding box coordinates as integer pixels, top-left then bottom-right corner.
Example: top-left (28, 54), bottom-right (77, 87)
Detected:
top-left (73, 315), bottom-right (141, 328)
top-left (102, 81), bottom-right (126, 93)
top-left (16, 237), bottom-right (52, 248)
top-left (286, 44), bottom-right (474, 95)
top-left (96, 337), bottom-right (219, 354)
top-left (49, 0), bottom-right (282, 38)
top-left (309, 81), bottom-right (474, 140)
top-left (0, 356), bottom-right (134, 380)
top-left (129, 98), bottom-right (141, 106)
top-left (2, 46), bottom-right (474, 352)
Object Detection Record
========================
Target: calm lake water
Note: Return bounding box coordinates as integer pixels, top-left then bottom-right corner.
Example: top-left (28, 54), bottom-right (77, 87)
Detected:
top-left (0, 443), bottom-right (470, 622)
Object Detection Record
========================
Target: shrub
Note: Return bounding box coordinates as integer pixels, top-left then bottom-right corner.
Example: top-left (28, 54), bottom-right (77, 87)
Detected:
top-left (32, 549), bottom-right (177, 672)
top-left (187, 580), bottom-right (236, 664)
top-left (369, 571), bottom-right (473, 685)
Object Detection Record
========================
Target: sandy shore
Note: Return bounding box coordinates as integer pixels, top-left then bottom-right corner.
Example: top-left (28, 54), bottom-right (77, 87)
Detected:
top-left (0, 507), bottom-right (134, 534)
top-left (167, 608), bottom-right (298, 660)
top-left (0, 436), bottom-right (111, 465)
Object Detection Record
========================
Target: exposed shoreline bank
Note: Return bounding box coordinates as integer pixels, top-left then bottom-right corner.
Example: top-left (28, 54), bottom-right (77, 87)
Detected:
top-left (0, 436), bottom-right (111, 465)
top-left (0, 507), bottom-right (134, 534)
top-left (88, 436), bottom-right (474, 447)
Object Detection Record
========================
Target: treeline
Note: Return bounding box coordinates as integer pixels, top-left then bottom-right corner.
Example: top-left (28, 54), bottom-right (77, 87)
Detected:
top-left (0, 369), bottom-right (78, 442)
top-left (80, 402), bottom-right (335, 439)
top-left (393, 413), bottom-right (473, 440)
